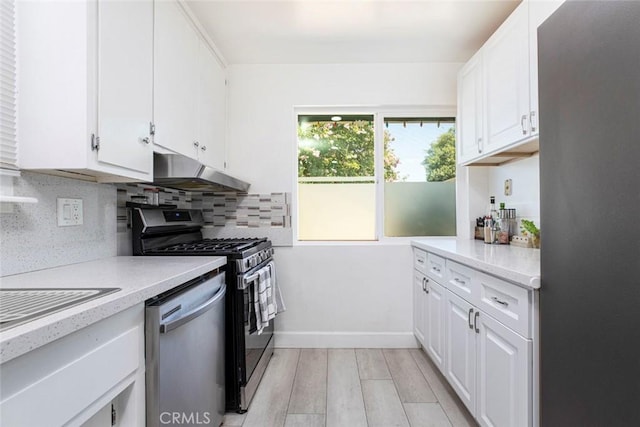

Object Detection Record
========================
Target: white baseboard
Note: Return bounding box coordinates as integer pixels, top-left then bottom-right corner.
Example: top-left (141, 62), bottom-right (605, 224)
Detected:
top-left (274, 331), bottom-right (420, 348)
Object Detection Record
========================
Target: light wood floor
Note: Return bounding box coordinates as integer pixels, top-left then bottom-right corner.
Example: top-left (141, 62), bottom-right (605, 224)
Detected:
top-left (223, 348), bottom-right (477, 427)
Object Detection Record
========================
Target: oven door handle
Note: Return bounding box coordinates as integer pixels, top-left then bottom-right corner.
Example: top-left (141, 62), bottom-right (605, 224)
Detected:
top-left (238, 259), bottom-right (273, 290)
top-left (160, 283), bottom-right (226, 333)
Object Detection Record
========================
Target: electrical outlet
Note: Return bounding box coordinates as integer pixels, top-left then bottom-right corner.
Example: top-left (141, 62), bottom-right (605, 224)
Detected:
top-left (504, 179), bottom-right (513, 196)
top-left (57, 198), bottom-right (83, 226)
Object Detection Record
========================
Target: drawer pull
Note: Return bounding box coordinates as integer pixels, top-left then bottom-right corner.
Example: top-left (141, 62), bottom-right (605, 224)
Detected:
top-left (417, 259), bottom-right (424, 264)
top-left (454, 277), bottom-right (466, 285)
top-left (425, 278), bottom-right (430, 294)
top-left (492, 296), bottom-right (509, 307)
top-left (422, 277), bottom-right (427, 292)
top-left (474, 311), bottom-right (480, 333)
top-left (468, 308), bottom-right (474, 329)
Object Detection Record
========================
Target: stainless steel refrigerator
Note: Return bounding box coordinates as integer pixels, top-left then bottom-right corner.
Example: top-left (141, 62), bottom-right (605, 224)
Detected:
top-left (538, 1), bottom-right (640, 425)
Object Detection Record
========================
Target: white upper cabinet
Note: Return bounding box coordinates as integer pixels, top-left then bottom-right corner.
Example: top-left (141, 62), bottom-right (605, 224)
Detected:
top-left (197, 41), bottom-right (227, 171)
top-left (456, 0), bottom-right (564, 166)
top-left (154, 0), bottom-right (227, 171)
top-left (97, 0), bottom-right (153, 174)
top-left (17, 0), bottom-right (153, 181)
top-left (483, 2), bottom-right (530, 152)
top-left (153, 0), bottom-right (199, 157)
top-left (457, 51), bottom-right (484, 164)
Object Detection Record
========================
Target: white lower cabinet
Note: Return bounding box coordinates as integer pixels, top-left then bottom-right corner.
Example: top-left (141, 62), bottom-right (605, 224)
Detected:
top-left (0, 305), bottom-right (145, 426)
top-left (414, 247), bottom-right (535, 427)
top-left (476, 311), bottom-right (531, 427)
top-left (425, 279), bottom-right (446, 373)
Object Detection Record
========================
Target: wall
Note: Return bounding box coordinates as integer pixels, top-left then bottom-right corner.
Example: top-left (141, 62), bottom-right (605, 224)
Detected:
top-left (487, 154), bottom-right (540, 226)
top-left (0, 172), bottom-right (116, 276)
top-left (226, 63), bottom-right (461, 347)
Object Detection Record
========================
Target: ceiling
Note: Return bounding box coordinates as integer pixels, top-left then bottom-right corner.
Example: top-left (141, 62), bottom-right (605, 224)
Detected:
top-left (186, 0), bottom-right (521, 65)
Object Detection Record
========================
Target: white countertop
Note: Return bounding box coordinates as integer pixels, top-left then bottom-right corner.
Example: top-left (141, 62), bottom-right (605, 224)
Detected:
top-left (412, 238), bottom-right (540, 289)
top-left (0, 256), bottom-right (226, 363)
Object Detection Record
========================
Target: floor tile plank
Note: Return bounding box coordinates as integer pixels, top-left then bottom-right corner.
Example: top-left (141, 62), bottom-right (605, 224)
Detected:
top-left (288, 349), bottom-right (327, 414)
top-left (356, 348), bottom-right (392, 380)
top-left (284, 414), bottom-right (325, 427)
top-left (222, 412), bottom-right (246, 426)
top-left (410, 349), bottom-right (477, 427)
top-left (362, 380), bottom-right (410, 427)
top-left (384, 349), bottom-right (437, 403)
top-left (404, 403), bottom-right (453, 427)
top-left (242, 348), bottom-right (300, 427)
top-left (326, 349), bottom-right (368, 427)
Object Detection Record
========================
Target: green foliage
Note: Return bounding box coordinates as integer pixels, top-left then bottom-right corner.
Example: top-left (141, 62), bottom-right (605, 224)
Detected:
top-left (297, 120), bottom-right (400, 181)
top-left (422, 128), bottom-right (456, 182)
top-left (520, 219), bottom-right (540, 237)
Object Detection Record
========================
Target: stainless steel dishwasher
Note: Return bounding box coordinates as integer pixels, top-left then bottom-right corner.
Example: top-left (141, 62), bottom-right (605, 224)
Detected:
top-left (145, 271), bottom-right (226, 427)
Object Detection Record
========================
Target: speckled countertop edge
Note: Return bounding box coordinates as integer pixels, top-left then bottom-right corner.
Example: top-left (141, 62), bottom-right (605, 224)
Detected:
top-left (0, 256), bottom-right (226, 364)
top-left (411, 238), bottom-right (541, 290)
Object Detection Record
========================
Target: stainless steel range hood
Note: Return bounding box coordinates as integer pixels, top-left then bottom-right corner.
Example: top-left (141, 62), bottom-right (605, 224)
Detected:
top-left (153, 153), bottom-right (250, 192)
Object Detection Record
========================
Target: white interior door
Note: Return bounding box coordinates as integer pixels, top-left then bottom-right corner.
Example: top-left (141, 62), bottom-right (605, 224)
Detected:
top-left (97, 0), bottom-right (153, 174)
top-left (476, 312), bottom-right (531, 427)
top-left (445, 290), bottom-right (476, 416)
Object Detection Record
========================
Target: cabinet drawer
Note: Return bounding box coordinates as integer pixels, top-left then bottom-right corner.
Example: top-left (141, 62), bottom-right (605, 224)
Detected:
top-left (446, 260), bottom-right (476, 303)
top-left (414, 248), bottom-right (427, 273)
top-left (476, 271), bottom-right (531, 338)
top-left (426, 253), bottom-right (446, 281)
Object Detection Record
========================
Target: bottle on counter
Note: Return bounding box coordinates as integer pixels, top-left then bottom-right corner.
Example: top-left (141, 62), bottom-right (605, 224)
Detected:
top-left (484, 196), bottom-right (498, 244)
top-left (497, 202), bottom-right (510, 244)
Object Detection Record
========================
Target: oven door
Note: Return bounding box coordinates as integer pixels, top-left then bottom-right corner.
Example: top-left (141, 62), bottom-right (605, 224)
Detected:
top-left (240, 260), bottom-right (275, 384)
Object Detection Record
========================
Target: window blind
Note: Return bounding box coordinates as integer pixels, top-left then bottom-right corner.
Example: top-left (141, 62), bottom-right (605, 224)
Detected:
top-left (0, 0), bottom-right (18, 170)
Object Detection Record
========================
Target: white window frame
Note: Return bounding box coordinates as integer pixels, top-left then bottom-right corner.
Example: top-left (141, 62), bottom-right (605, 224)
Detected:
top-left (294, 106), bottom-right (457, 245)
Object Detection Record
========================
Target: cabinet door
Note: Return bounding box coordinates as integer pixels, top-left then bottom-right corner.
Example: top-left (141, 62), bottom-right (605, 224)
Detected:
top-left (445, 290), bottom-right (476, 415)
top-left (197, 41), bottom-right (226, 171)
top-left (529, 0), bottom-right (565, 137)
top-left (97, 0), bottom-right (153, 175)
top-left (483, 2), bottom-right (530, 151)
top-left (413, 271), bottom-right (427, 346)
top-left (476, 311), bottom-right (532, 427)
top-left (425, 280), bottom-right (446, 373)
top-left (457, 51), bottom-right (483, 164)
top-left (153, 0), bottom-right (199, 157)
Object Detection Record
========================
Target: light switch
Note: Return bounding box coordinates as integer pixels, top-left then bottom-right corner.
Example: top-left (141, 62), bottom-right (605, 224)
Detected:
top-left (57, 198), bottom-right (83, 226)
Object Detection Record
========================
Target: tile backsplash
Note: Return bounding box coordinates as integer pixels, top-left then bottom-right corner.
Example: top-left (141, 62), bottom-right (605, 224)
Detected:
top-left (116, 184), bottom-right (293, 253)
top-left (0, 172), bottom-right (117, 276)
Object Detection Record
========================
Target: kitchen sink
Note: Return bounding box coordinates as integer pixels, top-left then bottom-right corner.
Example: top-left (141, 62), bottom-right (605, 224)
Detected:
top-left (0, 288), bottom-right (120, 331)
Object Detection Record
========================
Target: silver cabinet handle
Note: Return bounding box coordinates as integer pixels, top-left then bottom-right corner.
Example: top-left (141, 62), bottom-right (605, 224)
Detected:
top-left (454, 277), bottom-right (466, 285)
top-left (193, 141), bottom-right (199, 148)
top-left (425, 278), bottom-right (429, 294)
top-left (142, 137), bottom-right (150, 144)
top-left (477, 137), bottom-right (483, 153)
top-left (417, 258), bottom-right (424, 264)
top-left (422, 277), bottom-right (426, 292)
top-left (530, 111), bottom-right (537, 132)
top-left (468, 308), bottom-right (474, 329)
top-left (474, 311), bottom-right (480, 333)
top-left (492, 296), bottom-right (509, 307)
top-left (201, 145), bottom-right (207, 151)
top-left (521, 114), bottom-right (528, 135)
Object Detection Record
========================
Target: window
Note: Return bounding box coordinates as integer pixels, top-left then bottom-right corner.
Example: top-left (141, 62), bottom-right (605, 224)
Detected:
top-left (296, 112), bottom-right (456, 241)
top-left (297, 115), bottom-right (376, 240)
top-left (383, 117), bottom-right (457, 237)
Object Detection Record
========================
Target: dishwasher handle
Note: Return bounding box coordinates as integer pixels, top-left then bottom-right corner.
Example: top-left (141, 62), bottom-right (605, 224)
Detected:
top-left (160, 283), bottom-right (226, 334)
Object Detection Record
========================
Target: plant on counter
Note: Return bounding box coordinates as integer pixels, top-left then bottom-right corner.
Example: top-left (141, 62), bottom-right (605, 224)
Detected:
top-left (520, 219), bottom-right (541, 248)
